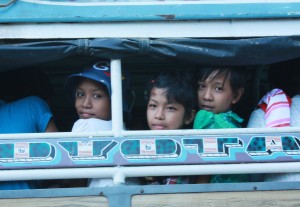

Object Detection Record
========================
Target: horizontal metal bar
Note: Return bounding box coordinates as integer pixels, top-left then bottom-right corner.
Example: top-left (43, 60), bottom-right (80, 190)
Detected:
top-left (2, 19), bottom-right (300, 39)
top-left (1, 162), bottom-right (300, 182)
top-left (0, 126), bottom-right (299, 140)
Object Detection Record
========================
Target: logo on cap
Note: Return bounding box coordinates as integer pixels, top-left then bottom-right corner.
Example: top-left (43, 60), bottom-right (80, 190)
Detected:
top-left (93, 62), bottom-right (110, 71)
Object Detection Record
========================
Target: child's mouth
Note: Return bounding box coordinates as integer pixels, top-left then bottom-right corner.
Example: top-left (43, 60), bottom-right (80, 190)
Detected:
top-left (80, 112), bottom-right (94, 119)
top-left (151, 124), bottom-right (166, 130)
top-left (201, 105), bottom-right (213, 111)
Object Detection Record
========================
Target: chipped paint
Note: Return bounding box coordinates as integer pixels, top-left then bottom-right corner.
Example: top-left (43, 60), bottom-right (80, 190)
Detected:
top-left (157, 14), bottom-right (175, 20)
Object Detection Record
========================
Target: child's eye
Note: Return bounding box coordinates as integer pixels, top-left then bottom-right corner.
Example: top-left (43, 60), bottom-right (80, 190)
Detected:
top-left (76, 91), bottom-right (84, 97)
top-left (93, 94), bottom-right (102, 99)
top-left (215, 86), bottom-right (223, 92)
top-left (148, 103), bottom-right (156, 108)
top-left (167, 106), bottom-right (176, 111)
top-left (198, 83), bottom-right (206, 90)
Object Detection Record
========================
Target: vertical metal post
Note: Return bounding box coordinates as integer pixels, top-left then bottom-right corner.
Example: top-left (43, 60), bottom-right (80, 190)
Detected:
top-left (110, 59), bottom-right (123, 137)
top-left (110, 60), bottom-right (128, 205)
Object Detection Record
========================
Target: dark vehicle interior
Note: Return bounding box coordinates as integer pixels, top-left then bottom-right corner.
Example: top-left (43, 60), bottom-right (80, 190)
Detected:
top-left (1, 37), bottom-right (300, 132)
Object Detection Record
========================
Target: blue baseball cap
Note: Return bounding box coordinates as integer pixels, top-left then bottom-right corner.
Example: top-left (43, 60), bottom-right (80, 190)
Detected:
top-left (65, 61), bottom-right (133, 113)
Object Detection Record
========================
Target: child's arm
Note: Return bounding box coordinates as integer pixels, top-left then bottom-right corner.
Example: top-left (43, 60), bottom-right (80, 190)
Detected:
top-left (45, 118), bottom-right (58, 132)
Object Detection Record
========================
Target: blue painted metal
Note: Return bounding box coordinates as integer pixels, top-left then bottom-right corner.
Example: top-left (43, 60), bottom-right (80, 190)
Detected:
top-left (1, 1), bottom-right (300, 23)
top-left (0, 132), bottom-right (300, 169)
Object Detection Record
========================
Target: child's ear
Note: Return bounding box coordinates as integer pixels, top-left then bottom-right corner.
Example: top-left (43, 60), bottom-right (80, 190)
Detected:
top-left (232, 88), bottom-right (244, 104)
top-left (184, 110), bottom-right (196, 125)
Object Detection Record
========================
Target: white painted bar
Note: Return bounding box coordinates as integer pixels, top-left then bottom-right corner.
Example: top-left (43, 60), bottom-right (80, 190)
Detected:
top-left (1, 162), bottom-right (300, 183)
top-left (0, 127), bottom-right (299, 140)
top-left (1, 19), bottom-right (300, 39)
top-left (0, 131), bottom-right (114, 140)
top-left (111, 59), bottom-right (124, 137)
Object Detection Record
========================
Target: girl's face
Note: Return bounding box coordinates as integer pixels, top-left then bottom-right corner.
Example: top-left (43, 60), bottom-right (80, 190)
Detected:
top-left (197, 72), bottom-right (243, 114)
top-left (147, 87), bottom-right (187, 130)
top-left (75, 78), bottom-right (111, 120)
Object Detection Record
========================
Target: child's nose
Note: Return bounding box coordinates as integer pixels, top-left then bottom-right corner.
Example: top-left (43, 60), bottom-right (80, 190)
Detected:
top-left (82, 96), bottom-right (92, 108)
top-left (203, 89), bottom-right (213, 100)
top-left (155, 108), bottom-right (164, 120)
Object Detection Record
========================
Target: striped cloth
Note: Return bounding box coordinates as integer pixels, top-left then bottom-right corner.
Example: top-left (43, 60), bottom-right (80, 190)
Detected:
top-left (252, 90), bottom-right (300, 182)
top-left (258, 88), bottom-right (291, 127)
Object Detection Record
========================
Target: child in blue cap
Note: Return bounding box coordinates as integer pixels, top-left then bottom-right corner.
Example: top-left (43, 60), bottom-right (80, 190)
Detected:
top-left (65, 61), bottom-right (113, 132)
top-left (65, 61), bottom-right (138, 187)
top-left (65, 61), bottom-right (132, 132)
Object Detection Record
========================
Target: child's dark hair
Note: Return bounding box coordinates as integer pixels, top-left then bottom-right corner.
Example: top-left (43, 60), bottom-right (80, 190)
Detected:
top-left (145, 70), bottom-right (196, 118)
top-left (197, 67), bottom-right (245, 94)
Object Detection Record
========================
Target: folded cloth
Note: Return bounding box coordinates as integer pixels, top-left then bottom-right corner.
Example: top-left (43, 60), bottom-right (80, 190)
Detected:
top-left (258, 88), bottom-right (291, 127)
top-left (247, 108), bottom-right (266, 128)
top-left (256, 89), bottom-right (298, 182)
top-left (291, 95), bottom-right (300, 127)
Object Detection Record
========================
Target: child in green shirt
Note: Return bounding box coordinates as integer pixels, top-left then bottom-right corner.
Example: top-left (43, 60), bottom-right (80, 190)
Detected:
top-left (193, 67), bottom-right (249, 183)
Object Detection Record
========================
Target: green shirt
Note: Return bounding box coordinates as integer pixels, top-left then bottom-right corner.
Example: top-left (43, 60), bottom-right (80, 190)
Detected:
top-left (193, 110), bottom-right (249, 183)
top-left (193, 110), bottom-right (243, 129)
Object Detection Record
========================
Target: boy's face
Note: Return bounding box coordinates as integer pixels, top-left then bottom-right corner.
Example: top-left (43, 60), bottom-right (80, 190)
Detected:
top-left (147, 87), bottom-right (186, 130)
top-left (75, 78), bottom-right (111, 120)
top-left (197, 73), bottom-right (242, 114)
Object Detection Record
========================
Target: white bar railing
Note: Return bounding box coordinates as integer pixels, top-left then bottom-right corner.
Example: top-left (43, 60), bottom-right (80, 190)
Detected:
top-left (1, 162), bottom-right (300, 184)
top-left (0, 126), bottom-right (299, 183)
top-left (0, 127), bottom-right (300, 140)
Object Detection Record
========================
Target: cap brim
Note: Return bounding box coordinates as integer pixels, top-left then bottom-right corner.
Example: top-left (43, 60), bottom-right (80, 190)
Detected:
top-left (64, 72), bottom-right (111, 98)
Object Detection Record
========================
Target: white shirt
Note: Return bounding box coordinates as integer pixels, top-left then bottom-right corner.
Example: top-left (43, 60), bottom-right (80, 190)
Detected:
top-left (72, 118), bottom-right (112, 132)
top-left (71, 118), bottom-right (140, 186)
